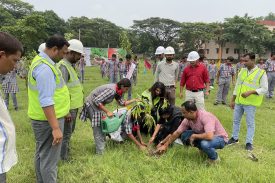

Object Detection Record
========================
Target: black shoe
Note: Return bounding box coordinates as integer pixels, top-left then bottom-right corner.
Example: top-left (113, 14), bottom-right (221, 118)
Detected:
top-left (14, 107), bottom-right (18, 111)
top-left (227, 137), bottom-right (239, 145)
top-left (213, 101), bottom-right (219, 105)
top-left (222, 102), bottom-right (227, 105)
top-left (245, 143), bottom-right (253, 151)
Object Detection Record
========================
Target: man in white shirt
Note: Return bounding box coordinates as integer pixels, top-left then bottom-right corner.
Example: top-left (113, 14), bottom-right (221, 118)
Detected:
top-left (0, 32), bottom-right (23, 183)
top-left (228, 53), bottom-right (268, 151)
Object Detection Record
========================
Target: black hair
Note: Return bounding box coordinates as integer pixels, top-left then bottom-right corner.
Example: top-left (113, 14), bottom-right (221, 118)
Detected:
top-left (149, 82), bottom-right (166, 99)
top-left (126, 54), bottom-right (132, 60)
top-left (112, 54), bottom-right (116, 58)
top-left (197, 49), bottom-right (205, 55)
top-left (227, 56), bottom-right (234, 62)
top-left (243, 52), bottom-right (255, 60)
top-left (46, 35), bottom-right (69, 50)
top-left (159, 105), bottom-right (173, 116)
top-left (0, 32), bottom-right (23, 55)
top-left (181, 100), bottom-right (197, 112)
top-left (119, 58), bottom-right (123, 61)
top-left (117, 78), bottom-right (131, 88)
top-left (182, 55), bottom-right (187, 59)
top-left (271, 52), bottom-right (275, 57)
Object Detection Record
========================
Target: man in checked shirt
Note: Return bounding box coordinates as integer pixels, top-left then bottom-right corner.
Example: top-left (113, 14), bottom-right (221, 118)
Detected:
top-left (265, 52), bottom-right (275, 98)
top-left (214, 56), bottom-right (235, 105)
top-left (80, 78), bottom-right (140, 154)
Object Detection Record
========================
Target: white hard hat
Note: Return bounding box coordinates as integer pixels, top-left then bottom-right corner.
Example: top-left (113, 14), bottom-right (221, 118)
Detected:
top-left (164, 46), bottom-right (175, 55)
top-left (187, 51), bottom-right (200, 62)
top-left (38, 43), bottom-right (46, 53)
top-left (68, 39), bottom-right (84, 54)
top-left (155, 46), bottom-right (165, 55)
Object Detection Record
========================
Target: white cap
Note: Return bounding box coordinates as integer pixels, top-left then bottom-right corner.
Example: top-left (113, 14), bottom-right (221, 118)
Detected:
top-left (38, 43), bottom-right (46, 53)
top-left (164, 46), bottom-right (175, 55)
top-left (68, 39), bottom-right (84, 54)
top-left (155, 46), bottom-right (165, 55)
top-left (187, 51), bottom-right (200, 62)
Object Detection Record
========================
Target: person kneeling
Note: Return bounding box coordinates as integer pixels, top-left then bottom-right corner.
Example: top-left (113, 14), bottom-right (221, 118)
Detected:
top-left (149, 105), bottom-right (183, 146)
top-left (157, 100), bottom-right (228, 163)
top-left (109, 108), bottom-right (147, 150)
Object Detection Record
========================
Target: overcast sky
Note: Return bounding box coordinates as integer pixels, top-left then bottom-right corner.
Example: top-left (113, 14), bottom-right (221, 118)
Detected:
top-left (23, 0), bottom-right (275, 28)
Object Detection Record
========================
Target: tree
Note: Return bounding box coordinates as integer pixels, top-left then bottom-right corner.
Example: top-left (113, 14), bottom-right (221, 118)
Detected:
top-left (119, 31), bottom-right (132, 54)
top-left (131, 17), bottom-right (181, 51)
top-left (0, 0), bottom-right (33, 19)
top-left (34, 10), bottom-right (67, 36)
top-left (1, 13), bottom-right (48, 53)
top-left (0, 5), bottom-right (15, 26)
top-left (264, 12), bottom-right (275, 21)
top-left (67, 17), bottom-right (122, 48)
top-left (223, 15), bottom-right (271, 56)
top-left (128, 30), bottom-right (155, 55)
top-left (179, 22), bottom-right (218, 53)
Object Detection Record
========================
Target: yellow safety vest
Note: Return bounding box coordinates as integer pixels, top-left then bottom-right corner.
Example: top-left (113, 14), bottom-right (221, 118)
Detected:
top-left (235, 67), bottom-right (265, 107)
top-left (28, 55), bottom-right (70, 120)
top-left (141, 90), bottom-right (160, 108)
top-left (57, 59), bottom-right (84, 109)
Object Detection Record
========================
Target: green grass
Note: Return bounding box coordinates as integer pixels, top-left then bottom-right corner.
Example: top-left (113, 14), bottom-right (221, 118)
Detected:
top-left (6, 64), bottom-right (275, 183)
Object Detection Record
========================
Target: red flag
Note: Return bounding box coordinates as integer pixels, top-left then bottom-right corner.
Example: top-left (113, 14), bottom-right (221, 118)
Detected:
top-left (144, 59), bottom-right (151, 70)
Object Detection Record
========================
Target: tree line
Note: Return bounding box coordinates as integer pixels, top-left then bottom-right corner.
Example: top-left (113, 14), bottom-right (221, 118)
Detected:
top-left (1, 0), bottom-right (275, 57)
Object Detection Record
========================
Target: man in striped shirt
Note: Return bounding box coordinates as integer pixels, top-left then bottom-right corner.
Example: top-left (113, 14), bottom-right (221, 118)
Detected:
top-left (0, 32), bottom-right (23, 183)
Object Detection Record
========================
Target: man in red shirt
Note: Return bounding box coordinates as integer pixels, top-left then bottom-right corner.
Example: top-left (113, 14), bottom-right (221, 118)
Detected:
top-left (180, 51), bottom-right (210, 109)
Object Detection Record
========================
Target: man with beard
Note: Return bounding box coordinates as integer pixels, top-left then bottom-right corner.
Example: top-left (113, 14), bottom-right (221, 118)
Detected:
top-left (57, 39), bottom-right (84, 160)
top-left (28, 35), bottom-right (70, 183)
top-left (155, 46), bottom-right (179, 106)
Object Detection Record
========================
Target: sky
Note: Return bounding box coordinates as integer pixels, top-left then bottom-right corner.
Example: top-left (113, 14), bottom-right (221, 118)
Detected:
top-left (23, 0), bottom-right (275, 28)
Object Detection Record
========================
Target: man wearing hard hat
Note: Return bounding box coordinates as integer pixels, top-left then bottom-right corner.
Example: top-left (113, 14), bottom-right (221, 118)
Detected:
top-left (155, 46), bottom-right (179, 105)
top-left (180, 51), bottom-right (210, 110)
top-left (155, 46), bottom-right (166, 63)
top-left (57, 39), bottom-right (84, 160)
top-left (38, 43), bottom-right (46, 53)
top-left (153, 46), bottom-right (166, 75)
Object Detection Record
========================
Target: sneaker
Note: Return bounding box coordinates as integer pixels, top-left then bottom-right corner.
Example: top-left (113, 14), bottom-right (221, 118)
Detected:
top-left (207, 155), bottom-right (220, 165)
top-left (213, 101), bottom-right (219, 105)
top-left (222, 102), bottom-right (227, 105)
top-left (174, 138), bottom-right (183, 145)
top-left (210, 86), bottom-right (214, 89)
top-left (245, 143), bottom-right (253, 151)
top-left (227, 137), bottom-right (239, 145)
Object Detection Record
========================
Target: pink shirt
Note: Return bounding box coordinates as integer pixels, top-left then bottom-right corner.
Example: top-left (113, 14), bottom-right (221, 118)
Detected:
top-left (176, 110), bottom-right (228, 142)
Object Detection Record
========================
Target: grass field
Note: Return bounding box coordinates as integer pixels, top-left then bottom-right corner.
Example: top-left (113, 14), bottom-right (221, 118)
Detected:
top-left (5, 64), bottom-right (275, 183)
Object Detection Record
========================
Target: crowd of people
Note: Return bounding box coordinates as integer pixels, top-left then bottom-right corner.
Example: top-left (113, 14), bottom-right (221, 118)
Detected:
top-left (0, 31), bottom-right (273, 183)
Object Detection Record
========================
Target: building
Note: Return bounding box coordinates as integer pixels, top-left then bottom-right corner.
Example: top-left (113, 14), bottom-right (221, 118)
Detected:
top-left (202, 20), bottom-right (275, 60)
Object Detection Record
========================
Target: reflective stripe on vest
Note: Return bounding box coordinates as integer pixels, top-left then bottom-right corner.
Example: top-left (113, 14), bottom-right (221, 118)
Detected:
top-left (57, 60), bottom-right (84, 109)
top-left (235, 67), bottom-right (265, 107)
top-left (28, 55), bottom-right (70, 120)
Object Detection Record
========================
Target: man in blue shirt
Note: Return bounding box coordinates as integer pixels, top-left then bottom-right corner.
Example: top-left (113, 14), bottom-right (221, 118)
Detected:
top-left (29, 35), bottom-right (70, 183)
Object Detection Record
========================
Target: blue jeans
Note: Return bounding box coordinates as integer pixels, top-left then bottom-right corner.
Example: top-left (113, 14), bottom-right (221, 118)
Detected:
top-left (181, 130), bottom-right (226, 160)
top-left (232, 104), bottom-right (256, 144)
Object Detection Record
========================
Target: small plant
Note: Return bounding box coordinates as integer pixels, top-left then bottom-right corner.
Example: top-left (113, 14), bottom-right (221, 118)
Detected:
top-left (130, 96), bottom-right (169, 133)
